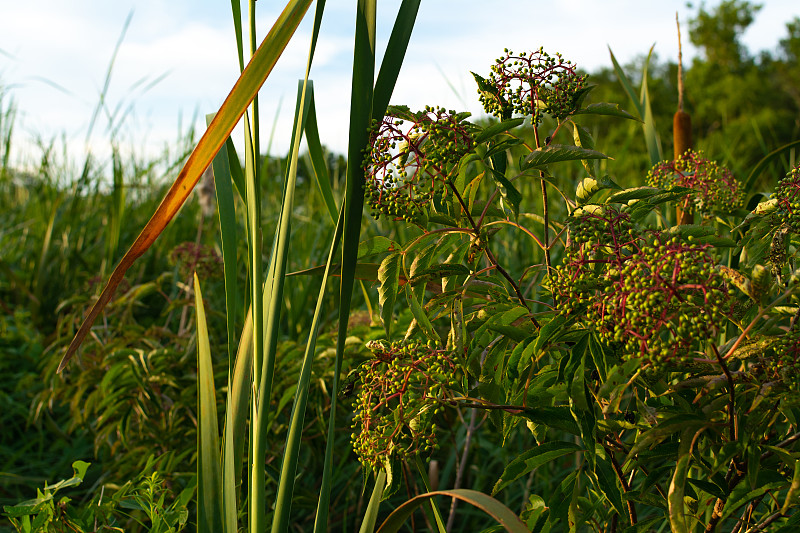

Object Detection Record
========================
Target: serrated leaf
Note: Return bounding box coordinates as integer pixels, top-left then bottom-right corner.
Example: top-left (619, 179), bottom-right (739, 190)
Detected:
top-left (686, 478), bottom-right (726, 501)
top-left (606, 186), bottom-right (661, 204)
top-left (409, 263), bottom-right (471, 286)
top-left (572, 102), bottom-right (640, 121)
top-left (593, 446), bottom-right (625, 516)
top-left (475, 117), bottom-right (525, 144)
top-left (378, 253), bottom-right (402, 338)
top-left (405, 285), bottom-right (440, 344)
top-left (488, 167), bottom-right (522, 218)
top-left (358, 236), bottom-right (398, 259)
top-left (493, 441), bottom-right (582, 495)
top-left (508, 336), bottom-right (537, 381)
top-left (522, 144), bottom-right (609, 170)
top-left (576, 175), bottom-right (622, 205)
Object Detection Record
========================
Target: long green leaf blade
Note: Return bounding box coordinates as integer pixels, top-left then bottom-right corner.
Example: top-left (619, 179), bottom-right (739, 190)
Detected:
top-left (195, 274), bottom-right (223, 533)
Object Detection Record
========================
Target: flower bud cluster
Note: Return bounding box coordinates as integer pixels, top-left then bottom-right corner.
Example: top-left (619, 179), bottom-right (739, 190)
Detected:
top-left (548, 206), bottom-right (730, 366)
top-left (646, 149), bottom-right (743, 215)
top-left (478, 47), bottom-right (587, 125)
top-left (774, 164), bottom-right (800, 231)
top-left (351, 340), bottom-right (457, 470)
top-left (363, 106), bottom-right (476, 224)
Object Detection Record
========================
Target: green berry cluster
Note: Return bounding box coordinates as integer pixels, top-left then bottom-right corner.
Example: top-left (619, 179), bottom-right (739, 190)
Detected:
top-left (767, 328), bottom-right (800, 391)
top-left (646, 149), bottom-right (743, 215)
top-left (597, 234), bottom-right (730, 366)
top-left (477, 47), bottom-right (588, 125)
top-left (774, 164), bottom-right (800, 231)
top-left (547, 205), bottom-right (639, 316)
top-left (363, 106), bottom-right (476, 224)
top-left (548, 207), bottom-right (730, 366)
top-left (351, 340), bottom-right (458, 471)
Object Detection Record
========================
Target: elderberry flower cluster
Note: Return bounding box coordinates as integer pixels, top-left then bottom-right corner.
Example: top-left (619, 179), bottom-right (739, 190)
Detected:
top-left (477, 47), bottom-right (588, 124)
top-left (363, 106), bottom-right (476, 224)
top-left (774, 164), bottom-right (800, 232)
top-left (646, 149), bottom-right (743, 215)
top-left (548, 206), bottom-right (731, 366)
top-left (351, 340), bottom-right (457, 471)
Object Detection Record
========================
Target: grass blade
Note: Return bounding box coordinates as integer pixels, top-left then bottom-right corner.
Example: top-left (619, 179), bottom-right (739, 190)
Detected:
top-left (375, 489), bottom-right (529, 533)
top-left (315, 2), bottom-right (376, 529)
top-left (304, 89), bottom-right (338, 224)
top-left (272, 206), bottom-right (344, 533)
top-left (359, 470), bottom-right (387, 533)
top-left (195, 273), bottom-right (223, 533)
top-left (57, 0), bottom-right (313, 373)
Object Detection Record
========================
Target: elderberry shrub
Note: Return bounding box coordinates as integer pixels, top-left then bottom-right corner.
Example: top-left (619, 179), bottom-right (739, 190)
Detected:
top-left (646, 149), bottom-right (743, 216)
top-left (350, 340), bottom-right (459, 470)
top-left (363, 106), bottom-right (477, 225)
top-left (548, 205), bottom-right (732, 367)
top-left (476, 47), bottom-right (588, 124)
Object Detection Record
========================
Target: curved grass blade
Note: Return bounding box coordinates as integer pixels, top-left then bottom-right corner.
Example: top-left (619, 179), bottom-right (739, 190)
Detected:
top-left (744, 139), bottom-right (800, 192)
top-left (375, 489), bottom-right (529, 533)
top-left (57, 0), bottom-right (313, 373)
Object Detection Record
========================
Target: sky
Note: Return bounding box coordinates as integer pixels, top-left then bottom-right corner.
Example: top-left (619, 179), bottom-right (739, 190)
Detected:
top-left (1, 0), bottom-right (799, 169)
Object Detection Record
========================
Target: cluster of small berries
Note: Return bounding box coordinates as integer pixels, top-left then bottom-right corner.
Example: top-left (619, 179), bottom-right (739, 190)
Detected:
top-left (363, 106), bottom-right (476, 224)
top-left (548, 206), bottom-right (731, 366)
top-left (169, 242), bottom-right (223, 279)
top-left (766, 328), bottom-right (800, 391)
top-left (774, 164), bottom-right (800, 231)
top-left (478, 47), bottom-right (588, 125)
top-left (646, 149), bottom-right (743, 215)
top-left (351, 340), bottom-right (457, 470)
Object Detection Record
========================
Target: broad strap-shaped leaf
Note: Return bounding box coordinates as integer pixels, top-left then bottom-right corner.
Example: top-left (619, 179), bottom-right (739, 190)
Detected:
top-left (572, 102), bottom-right (640, 121)
top-left (57, 0), bottom-right (314, 373)
top-left (378, 252), bottom-right (401, 338)
top-left (376, 489), bottom-right (529, 533)
top-left (522, 144), bottom-right (609, 171)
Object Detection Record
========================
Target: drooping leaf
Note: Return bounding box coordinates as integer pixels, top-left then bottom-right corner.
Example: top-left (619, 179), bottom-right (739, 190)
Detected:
top-left (493, 441), bottom-right (582, 496)
top-left (572, 102), bottom-right (640, 121)
top-left (522, 144), bottom-right (609, 171)
top-left (475, 117), bottom-right (526, 144)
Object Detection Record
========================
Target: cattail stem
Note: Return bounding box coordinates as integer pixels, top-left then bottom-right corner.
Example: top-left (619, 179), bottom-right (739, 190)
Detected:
top-left (674, 13), bottom-right (693, 225)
